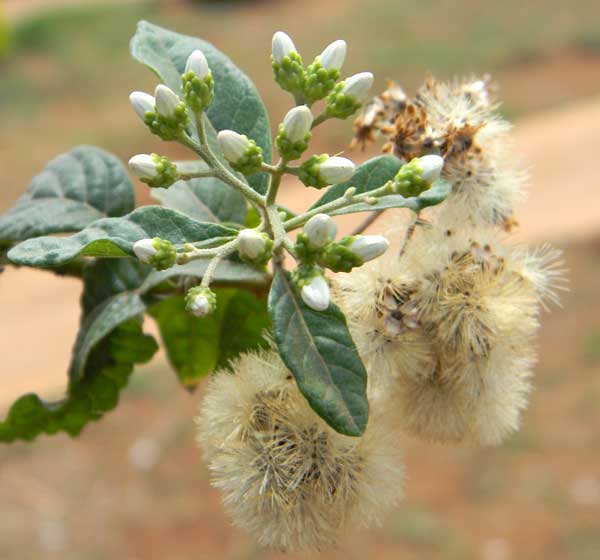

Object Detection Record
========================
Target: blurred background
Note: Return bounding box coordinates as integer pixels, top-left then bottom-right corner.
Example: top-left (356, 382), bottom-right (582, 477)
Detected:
top-left (1, 0), bottom-right (600, 559)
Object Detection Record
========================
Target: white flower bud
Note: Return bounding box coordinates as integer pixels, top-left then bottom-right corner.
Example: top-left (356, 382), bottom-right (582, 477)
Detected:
top-left (282, 105), bottom-right (313, 143)
top-left (303, 214), bottom-right (337, 249)
top-left (272, 31), bottom-right (297, 63)
top-left (133, 238), bottom-right (157, 264)
top-left (188, 294), bottom-right (212, 317)
top-left (129, 91), bottom-right (155, 120)
top-left (301, 275), bottom-right (330, 311)
top-left (129, 154), bottom-right (158, 179)
top-left (185, 49), bottom-right (210, 78)
top-left (218, 130), bottom-right (249, 164)
top-left (342, 72), bottom-right (374, 103)
top-left (319, 39), bottom-right (346, 71)
top-left (318, 156), bottom-right (356, 184)
top-left (238, 229), bottom-right (267, 260)
top-left (417, 154), bottom-right (444, 184)
top-left (349, 235), bottom-right (390, 263)
top-left (154, 84), bottom-right (181, 118)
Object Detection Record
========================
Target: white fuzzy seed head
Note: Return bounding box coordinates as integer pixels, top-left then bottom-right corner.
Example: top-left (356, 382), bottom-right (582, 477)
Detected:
top-left (319, 39), bottom-right (347, 71)
top-left (301, 275), bottom-right (330, 311)
top-left (282, 105), bottom-right (313, 142)
top-left (303, 213), bottom-right (337, 249)
top-left (185, 49), bottom-right (210, 78)
top-left (272, 31), bottom-right (297, 63)
top-left (128, 154), bottom-right (158, 179)
top-left (342, 72), bottom-right (374, 103)
top-left (318, 156), bottom-right (356, 184)
top-left (129, 91), bottom-right (155, 120)
top-left (217, 130), bottom-right (249, 163)
top-left (154, 84), bottom-right (181, 118)
top-left (196, 349), bottom-right (404, 551)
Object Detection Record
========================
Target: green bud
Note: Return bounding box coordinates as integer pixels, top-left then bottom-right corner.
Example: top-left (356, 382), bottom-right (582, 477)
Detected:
top-left (393, 155), bottom-right (444, 197)
top-left (129, 154), bottom-right (179, 189)
top-left (303, 60), bottom-right (340, 104)
top-left (133, 238), bottom-right (177, 271)
top-left (237, 229), bottom-right (274, 267)
top-left (144, 85), bottom-right (189, 141)
top-left (319, 237), bottom-right (364, 273)
top-left (298, 154), bottom-right (329, 189)
top-left (272, 48), bottom-right (306, 98)
top-left (182, 71), bottom-right (214, 113)
top-left (217, 130), bottom-right (264, 176)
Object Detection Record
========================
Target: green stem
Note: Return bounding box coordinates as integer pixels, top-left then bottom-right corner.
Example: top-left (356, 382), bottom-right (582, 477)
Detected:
top-left (181, 117), bottom-right (266, 208)
top-left (284, 181), bottom-right (394, 231)
top-left (312, 112), bottom-right (330, 128)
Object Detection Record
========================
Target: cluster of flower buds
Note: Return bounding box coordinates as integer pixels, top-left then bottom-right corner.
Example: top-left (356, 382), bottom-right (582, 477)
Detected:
top-left (271, 31), bottom-right (373, 118)
top-left (130, 49), bottom-right (215, 141)
top-left (128, 153), bottom-right (179, 189)
top-left (133, 238), bottom-right (177, 271)
top-left (293, 214), bottom-right (389, 309)
top-left (130, 85), bottom-right (189, 141)
top-left (217, 130), bottom-right (264, 175)
top-left (298, 154), bottom-right (356, 189)
top-left (236, 229), bottom-right (274, 266)
top-left (393, 155), bottom-right (445, 197)
top-left (181, 50), bottom-right (214, 113)
top-left (185, 286), bottom-right (217, 318)
top-left (275, 105), bottom-right (313, 160)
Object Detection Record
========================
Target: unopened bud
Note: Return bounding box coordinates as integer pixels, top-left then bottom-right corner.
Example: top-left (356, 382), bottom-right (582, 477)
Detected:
top-left (185, 286), bottom-right (217, 317)
top-left (129, 154), bottom-right (179, 189)
top-left (393, 155), bottom-right (444, 197)
top-left (303, 214), bottom-right (337, 249)
top-left (237, 229), bottom-right (273, 266)
top-left (325, 72), bottom-right (374, 120)
top-left (318, 156), bottom-right (356, 185)
top-left (130, 91), bottom-right (155, 121)
top-left (272, 31), bottom-right (297, 63)
top-left (301, 275), bottom-right (330, 311)
top-left (185, 49), bottom-right (210, 78)
top-left (155, 84), bottom-right (182, 119)
top-left (348, 235), bottom-right (390, 263)
top-left (217, 130), bottom-right (264, 175)
top-left (417, 154), bottom-right (444, 184)
top-left (282, 105), bottom-right (313, 143)
top-left (133, 238), bottom-right (176, 270)
top-left (275, 106), bottom-right (313, 160)
top-left (271, 31), bottom-right (305, 97)
top-left (319, 40), bottom-right (347, 71)
top-left (182, 50), bottom-right (214, 112)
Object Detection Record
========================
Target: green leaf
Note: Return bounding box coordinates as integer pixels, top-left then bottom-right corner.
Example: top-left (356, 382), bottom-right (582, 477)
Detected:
top-left (0, 320), bottom-right (157, 443)
top-left (0, 146), bottom-right (134, 244)
top-left (329, 179), bottom-right (452, 216)
top-left (152, 177), bottom-right (247, 224)
top-left (311, 155), bottom-right (402, 209)
top-left (150, 289), bottom-right (270, 388)
top-left (268, 269), bottom-right (368, 437)
top-left (130, 21), bottom-right (271, 194)
top-left (7, 206), bottom-right (238, 268)
top-left (70, 293), bottom-right (148, 380)
top-left (141, 259), bottom-right (269, 293)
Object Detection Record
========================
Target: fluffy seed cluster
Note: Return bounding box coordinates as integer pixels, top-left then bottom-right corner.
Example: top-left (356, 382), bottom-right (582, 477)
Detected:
top-left (352, 76), bottom-right (525, 230)
top-left (340, 75), bottom-right (565, 447)
top-left (335, 228), bottom-right (563, 446)
top-left (197, 350), bottom-right (404, 552)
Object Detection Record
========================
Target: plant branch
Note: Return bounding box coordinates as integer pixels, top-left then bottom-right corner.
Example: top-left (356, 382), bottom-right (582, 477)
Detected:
top-left (350, 210), bottom-right (386, 235)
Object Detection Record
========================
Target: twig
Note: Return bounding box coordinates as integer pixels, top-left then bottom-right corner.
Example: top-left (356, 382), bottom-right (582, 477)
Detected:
top-left (350, 210), bottom-right (386, 235)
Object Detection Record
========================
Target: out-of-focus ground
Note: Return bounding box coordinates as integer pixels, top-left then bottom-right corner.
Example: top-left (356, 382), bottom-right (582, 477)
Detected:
top-left (1, 1), bottom-right (599, 559)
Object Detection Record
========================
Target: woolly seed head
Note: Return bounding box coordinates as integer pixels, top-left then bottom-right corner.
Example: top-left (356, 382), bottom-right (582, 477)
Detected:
top-left (197, 350), bottom-right (404, 551)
